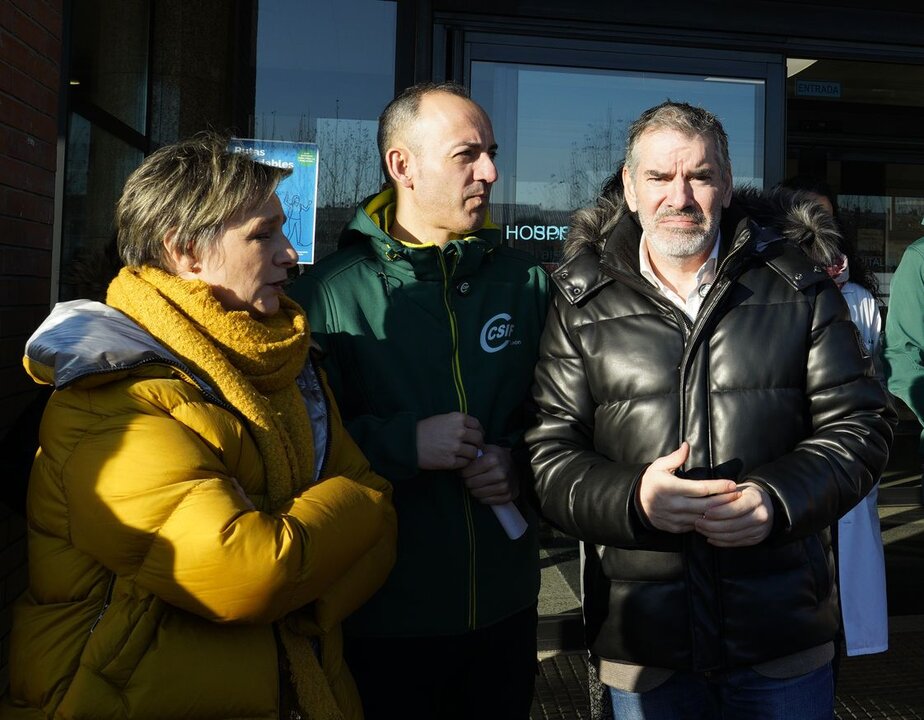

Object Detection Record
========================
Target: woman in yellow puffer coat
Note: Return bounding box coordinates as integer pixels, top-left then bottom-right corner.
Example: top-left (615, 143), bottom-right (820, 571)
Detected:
top-left (3, 133), bottom-right (396, 720)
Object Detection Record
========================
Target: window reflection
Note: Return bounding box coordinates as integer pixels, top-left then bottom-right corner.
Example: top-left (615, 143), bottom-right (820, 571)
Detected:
top-left (254, 0), bottom-right (396, 261)
top-left (840, 194), bottom-right (924, 303)
top-left (785, 58), bottom-right (924, 304)
top-left (61, 114), bottom-right (143, 301)
top-left (68, 0), bottom-right (149, 133)
top-left (471, 62), bottom-right (765, 267)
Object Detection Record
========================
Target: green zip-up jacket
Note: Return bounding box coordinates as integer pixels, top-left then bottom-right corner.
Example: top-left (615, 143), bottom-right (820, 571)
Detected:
top-left (884, 235), bottom-right (924, 451)
top-left (289, 189), bottom-right (549, 637)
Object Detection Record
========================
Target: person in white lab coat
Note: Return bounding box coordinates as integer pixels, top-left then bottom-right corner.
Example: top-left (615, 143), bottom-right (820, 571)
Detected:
top-left (782, 176), bottom-right (889, 663)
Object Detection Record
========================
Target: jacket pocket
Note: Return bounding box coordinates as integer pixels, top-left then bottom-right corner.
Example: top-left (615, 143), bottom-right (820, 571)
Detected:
top-left (81, 588), bottom-right (164, 689)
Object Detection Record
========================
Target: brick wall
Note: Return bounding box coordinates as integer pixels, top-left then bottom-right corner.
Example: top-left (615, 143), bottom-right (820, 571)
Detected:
top-left (0, 0), bottom-right (63, 692)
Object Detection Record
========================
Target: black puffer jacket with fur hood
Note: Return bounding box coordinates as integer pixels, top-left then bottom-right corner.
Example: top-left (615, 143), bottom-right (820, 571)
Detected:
top-left (528, 187), bottom-right (895, 671)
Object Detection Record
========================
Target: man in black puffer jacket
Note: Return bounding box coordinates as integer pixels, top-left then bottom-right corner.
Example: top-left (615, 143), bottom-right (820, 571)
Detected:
top-left (528, 101), bottom-right (894, 720)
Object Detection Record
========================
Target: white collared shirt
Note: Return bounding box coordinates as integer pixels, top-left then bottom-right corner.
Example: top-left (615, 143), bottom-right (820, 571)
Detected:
top-left (639, 233), bottom-right (720, 319)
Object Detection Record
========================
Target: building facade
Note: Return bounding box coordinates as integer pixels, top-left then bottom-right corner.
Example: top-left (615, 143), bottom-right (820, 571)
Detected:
top-left (2, 0), bottom-right (923, 687)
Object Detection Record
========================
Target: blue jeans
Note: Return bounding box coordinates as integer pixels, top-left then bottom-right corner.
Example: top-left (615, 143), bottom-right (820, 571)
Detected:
top-left (609, 663), bottom-right (834, 720)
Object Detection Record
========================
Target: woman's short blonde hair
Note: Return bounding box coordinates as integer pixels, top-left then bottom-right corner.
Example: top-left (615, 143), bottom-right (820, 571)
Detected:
top-left (116, 132), bottom-right (292, 269)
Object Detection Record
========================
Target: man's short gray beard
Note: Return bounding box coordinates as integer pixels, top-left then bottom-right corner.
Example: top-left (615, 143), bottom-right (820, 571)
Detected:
top-left (645, 228), bottom-right (717, 261)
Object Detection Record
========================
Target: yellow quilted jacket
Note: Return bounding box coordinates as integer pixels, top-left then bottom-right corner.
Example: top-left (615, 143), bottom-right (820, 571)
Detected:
top-left (4, 300), bottom-right (397, 720)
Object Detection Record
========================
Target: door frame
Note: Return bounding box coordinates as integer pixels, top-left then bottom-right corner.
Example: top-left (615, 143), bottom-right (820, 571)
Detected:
top-left (436, 27), bottom-right (786, 187)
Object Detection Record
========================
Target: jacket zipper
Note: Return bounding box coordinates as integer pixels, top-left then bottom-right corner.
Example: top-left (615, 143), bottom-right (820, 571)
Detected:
top-left (437, 248), bottom-right (478, 631)
top-left (681, 235), bottom-right (750, 371)
top-left (60, 356), bottom-right (239, 418)
top-left (89, 573), bottom-right (116, 634)
top-left (674, 233), bottom-right (749, 670)
top-left (602, 233), bottom-right (752, 669)
top-left (676, 233), bottom-right (751, 437)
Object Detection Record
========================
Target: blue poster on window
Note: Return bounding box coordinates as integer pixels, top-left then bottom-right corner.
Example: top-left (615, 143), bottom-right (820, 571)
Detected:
top-left (229, 138), bottom-right (319, 264)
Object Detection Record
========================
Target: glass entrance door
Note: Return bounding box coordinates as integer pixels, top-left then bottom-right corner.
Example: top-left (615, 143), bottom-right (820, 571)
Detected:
top-left (470, 59), bottom-right (773, 269)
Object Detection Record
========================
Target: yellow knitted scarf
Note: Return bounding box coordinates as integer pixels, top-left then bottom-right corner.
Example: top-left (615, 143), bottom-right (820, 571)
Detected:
top-left (106, 266), bottom-right (312, 510)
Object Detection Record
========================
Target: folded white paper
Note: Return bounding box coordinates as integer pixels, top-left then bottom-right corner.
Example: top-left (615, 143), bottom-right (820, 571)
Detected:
top-left (475, 449), bottom-right (528, 540)
top-left (492, 502), bottom-right (528, 540)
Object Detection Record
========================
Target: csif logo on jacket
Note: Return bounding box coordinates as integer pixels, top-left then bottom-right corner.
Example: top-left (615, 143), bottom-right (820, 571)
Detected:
top-left (480, 313), bottom-right (519, 353)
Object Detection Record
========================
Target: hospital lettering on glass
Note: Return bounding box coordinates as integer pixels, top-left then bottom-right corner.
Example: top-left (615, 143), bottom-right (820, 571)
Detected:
top-left (505, 225), bottom-right (569, 241)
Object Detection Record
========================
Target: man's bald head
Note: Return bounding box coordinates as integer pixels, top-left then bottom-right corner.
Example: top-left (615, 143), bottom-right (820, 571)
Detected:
top-left (377, 82), bottom-right (477, 183)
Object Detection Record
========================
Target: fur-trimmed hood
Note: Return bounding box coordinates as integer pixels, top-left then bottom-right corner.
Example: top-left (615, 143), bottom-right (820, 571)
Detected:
top-left (564, 185), bottom-right (844, 269)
